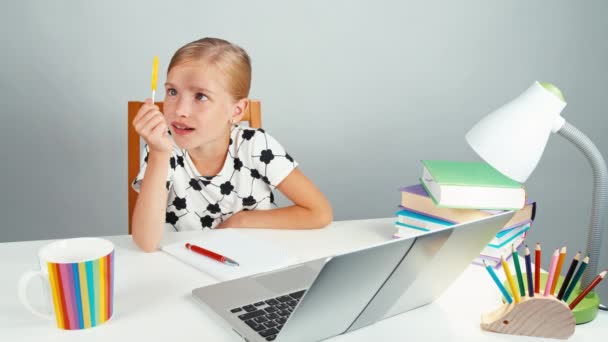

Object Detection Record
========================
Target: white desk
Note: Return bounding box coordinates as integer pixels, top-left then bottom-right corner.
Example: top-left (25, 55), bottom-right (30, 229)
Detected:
top-left (1, 218), bottom-right (605, 341)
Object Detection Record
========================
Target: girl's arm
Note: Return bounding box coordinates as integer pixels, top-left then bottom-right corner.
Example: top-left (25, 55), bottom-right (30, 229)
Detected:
top-left (131, 151), bottom-right (171, 252)
top-left (218, 168), bottom-right (333, 229)
top-left (131, 99), bottom-right (173, 252)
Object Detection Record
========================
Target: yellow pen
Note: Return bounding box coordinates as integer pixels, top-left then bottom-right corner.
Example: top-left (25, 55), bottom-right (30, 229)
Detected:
top-left (501, 256), bottom-right (521, 304)
top-left (151, 56), bottom-right (159, 104)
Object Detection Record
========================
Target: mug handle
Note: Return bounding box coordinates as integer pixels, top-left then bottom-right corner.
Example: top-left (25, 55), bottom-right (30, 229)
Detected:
top-left (18, 271), bottom-right (54, 320)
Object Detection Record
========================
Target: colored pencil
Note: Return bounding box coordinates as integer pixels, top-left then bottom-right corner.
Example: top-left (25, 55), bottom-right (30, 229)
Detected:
top-left (544, 249), bottom-right (559, 296)
top-left (501, 256), bottom-right (520, 304)
top-left (512, 244), bottom-right (526, 297)
top-left (483, 260), bottom-right (513, 304)
top-left (550, 246), bottom-right (567, 295)
top-left (535, 243), bottom-right (541, 293)
top-left (151, 56), bottom-right (159, 104)
top-left (524, 246), bottom-right (534, 297)
top-left (569, 270), bottom-right (606, 310)
top-left (563, 256), bottom-right (589, 302)
top-left (557, 252), bottom-right (580, 300)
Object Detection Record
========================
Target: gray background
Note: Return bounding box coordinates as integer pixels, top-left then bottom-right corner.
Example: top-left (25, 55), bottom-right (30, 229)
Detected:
top-left (1, 1), bottom-right (607, 297)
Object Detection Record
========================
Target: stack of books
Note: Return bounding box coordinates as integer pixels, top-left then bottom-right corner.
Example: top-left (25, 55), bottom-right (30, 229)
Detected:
top-left (394, 160), bottom-right (536, 269)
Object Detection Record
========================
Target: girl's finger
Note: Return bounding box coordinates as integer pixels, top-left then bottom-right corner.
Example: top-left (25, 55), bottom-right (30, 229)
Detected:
top-left (133, 103), bottom-right (160, 124)
top-left (139, 115), bottom-right (166, 137)
top-left (134, 109), bottom-right (163, 133)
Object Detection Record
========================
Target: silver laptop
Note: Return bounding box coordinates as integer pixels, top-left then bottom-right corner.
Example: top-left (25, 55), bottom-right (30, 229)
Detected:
top-left (192, 211), bottom-right (514, 342)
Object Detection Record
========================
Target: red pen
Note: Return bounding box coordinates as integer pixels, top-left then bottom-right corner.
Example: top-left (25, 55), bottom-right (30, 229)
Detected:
top-left (185, 243), bottom-right (240, 266)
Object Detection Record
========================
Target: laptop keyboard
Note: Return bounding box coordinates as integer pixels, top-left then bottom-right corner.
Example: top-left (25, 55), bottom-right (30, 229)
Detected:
top-left (229, 289), bottom-right (307, 341)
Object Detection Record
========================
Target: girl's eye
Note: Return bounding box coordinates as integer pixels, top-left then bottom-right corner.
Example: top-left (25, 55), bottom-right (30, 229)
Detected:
top-left (167, 88), bottom-right (177, 96)
top-left (195, 92), bottom-right (208, 101)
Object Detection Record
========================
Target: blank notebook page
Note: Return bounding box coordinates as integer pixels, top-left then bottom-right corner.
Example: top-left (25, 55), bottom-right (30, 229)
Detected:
top-left (161, 229), bottom-right (293, 281)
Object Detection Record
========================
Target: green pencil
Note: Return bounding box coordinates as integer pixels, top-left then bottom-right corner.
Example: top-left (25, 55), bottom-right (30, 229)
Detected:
top-left (563, 256), bottom-right (589, 302)
top-left (513, 244), bottom-right (526, 297)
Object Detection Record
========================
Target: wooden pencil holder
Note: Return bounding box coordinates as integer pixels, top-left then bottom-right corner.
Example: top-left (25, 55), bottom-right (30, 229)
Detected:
top-left (480, 296), bottom-right (575, 340)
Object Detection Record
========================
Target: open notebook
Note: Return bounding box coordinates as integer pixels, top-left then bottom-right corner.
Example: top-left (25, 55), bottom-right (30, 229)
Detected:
top-left (161, 229), bottom-right (294, 281)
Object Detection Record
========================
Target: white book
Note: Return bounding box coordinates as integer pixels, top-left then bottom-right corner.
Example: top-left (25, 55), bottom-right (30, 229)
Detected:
top-left (480, 233), bottom-right (527, 259)
top-left (420, 160), bottom-right (526, 210)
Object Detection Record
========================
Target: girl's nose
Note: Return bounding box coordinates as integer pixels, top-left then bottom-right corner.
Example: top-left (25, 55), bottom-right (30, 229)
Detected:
top-left (175, 97), bottom-right (191, 117)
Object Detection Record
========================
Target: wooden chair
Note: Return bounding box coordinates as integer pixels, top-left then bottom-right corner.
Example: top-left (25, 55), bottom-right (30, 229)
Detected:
top-left (128, 100), bottom-right (262, 234)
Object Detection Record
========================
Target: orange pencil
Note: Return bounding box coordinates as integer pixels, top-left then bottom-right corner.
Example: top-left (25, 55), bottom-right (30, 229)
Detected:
top-left (569, 270), bottom-right (606, 310)
top-left (550, 246), bottom-right (567, 295)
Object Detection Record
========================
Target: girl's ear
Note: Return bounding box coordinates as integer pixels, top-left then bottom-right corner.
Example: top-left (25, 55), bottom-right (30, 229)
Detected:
top-left (230, 98), bottom-right (248, 124)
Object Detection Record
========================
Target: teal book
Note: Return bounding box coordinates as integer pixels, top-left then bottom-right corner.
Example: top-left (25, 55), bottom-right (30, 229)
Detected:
top-left (419, 160), bottom-right (526, 210)
top-left (395, 209), bottom-right (453, 232)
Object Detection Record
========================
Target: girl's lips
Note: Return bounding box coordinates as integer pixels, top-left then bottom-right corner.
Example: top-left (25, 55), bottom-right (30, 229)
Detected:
top-left (172, 123), bottom-right (195, 136)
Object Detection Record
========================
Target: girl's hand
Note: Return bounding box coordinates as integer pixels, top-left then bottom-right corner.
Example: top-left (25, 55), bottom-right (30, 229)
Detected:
top-left (132, 98), bottom-right (173, 153)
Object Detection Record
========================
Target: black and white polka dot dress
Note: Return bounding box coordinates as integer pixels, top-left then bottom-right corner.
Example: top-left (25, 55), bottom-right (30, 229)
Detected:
top-left (132, 126), bottom-right (298, 231)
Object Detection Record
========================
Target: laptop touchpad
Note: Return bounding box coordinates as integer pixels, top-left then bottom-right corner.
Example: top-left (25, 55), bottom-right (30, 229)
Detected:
top-left (253, 260), bottom-right (323, 293)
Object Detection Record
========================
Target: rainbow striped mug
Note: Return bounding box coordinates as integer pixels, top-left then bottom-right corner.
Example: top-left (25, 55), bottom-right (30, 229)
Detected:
top-left (18, 238), bottom-right (114, 330)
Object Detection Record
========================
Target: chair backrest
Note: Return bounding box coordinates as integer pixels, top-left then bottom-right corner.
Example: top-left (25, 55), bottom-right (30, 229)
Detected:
top-left (127, 99), bottom-right (262, 234)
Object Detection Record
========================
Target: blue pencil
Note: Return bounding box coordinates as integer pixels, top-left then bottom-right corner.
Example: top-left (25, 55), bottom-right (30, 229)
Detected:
top-left (483, 260), bottom-right (513, 304)
top-left (524, 246), bottom-right (534, 297)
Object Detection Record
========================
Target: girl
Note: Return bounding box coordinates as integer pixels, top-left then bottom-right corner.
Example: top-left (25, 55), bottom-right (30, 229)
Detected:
top-left (131, 38), bottom-right (333, 252)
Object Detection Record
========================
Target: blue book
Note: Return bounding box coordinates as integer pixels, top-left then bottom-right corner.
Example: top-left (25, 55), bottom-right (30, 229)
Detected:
top-left (395, 209), bottom-right (453, 232)
top-left (394, 209), bottom-right (530, 249)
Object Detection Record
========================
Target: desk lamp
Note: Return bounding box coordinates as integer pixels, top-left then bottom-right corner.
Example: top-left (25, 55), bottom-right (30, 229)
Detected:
top-left (465, 81), bottom-right (606, 322)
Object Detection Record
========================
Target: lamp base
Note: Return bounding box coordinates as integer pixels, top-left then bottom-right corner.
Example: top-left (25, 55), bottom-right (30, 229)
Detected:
top-left (502, 273), bottom-right (600, 324)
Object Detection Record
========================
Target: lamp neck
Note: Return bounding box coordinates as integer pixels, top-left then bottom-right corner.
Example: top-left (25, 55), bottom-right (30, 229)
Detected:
top-left (557, 121), bottom-right (607, 294)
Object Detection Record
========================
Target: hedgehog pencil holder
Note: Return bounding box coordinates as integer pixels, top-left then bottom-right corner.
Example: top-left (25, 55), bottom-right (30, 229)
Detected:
top-left (480, 295), bottom-right (575, 340)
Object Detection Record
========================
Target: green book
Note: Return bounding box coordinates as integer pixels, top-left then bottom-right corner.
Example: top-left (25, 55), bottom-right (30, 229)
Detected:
top-left (419, 160), bottom-right (526, 210)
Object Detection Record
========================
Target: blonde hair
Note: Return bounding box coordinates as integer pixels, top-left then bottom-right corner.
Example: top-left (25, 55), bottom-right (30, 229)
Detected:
top-left (168, 37), bottom-right (251, 101)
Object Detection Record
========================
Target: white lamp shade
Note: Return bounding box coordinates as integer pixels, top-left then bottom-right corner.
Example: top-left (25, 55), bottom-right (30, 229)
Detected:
top-left (465, 81), bottom-right (567, 182)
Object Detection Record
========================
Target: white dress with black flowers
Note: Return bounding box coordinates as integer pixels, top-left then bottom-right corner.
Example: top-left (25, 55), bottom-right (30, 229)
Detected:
top-left (132, 126), bottom-right (298, 231)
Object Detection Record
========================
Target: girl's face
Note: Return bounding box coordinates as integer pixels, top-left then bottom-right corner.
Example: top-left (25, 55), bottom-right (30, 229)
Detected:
top-left (163, 62), bottom-right (237, 150)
